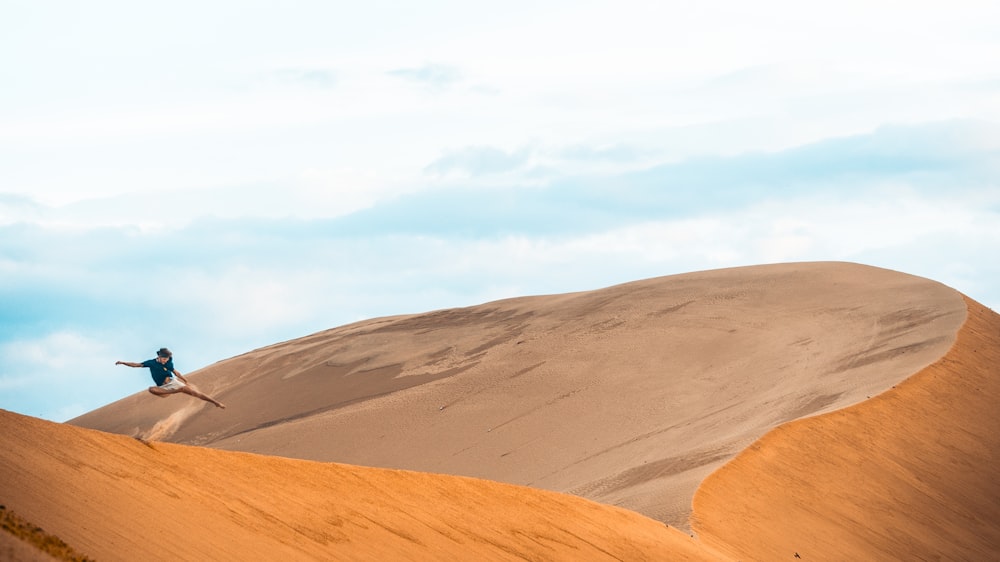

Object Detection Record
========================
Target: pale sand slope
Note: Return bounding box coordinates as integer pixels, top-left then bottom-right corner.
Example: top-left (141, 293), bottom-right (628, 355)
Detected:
top-left (0, 409), bottom-right (722, 562)
top-left (71, 262), bottom-right (966, 528)
top-left (693, 297), bottom-right (1000, 561)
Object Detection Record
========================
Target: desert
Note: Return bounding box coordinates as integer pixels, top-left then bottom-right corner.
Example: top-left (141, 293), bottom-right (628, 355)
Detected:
top-left (2, 261), bottom-right (998, 560)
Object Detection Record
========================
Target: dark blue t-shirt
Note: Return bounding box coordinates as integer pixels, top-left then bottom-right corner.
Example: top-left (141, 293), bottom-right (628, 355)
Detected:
top-left (142, 358), bottom-right (175, 386)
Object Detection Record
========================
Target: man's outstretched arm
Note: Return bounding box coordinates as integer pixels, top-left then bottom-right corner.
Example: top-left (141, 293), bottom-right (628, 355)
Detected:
top-left (116, 361), bottom-right (142, 367)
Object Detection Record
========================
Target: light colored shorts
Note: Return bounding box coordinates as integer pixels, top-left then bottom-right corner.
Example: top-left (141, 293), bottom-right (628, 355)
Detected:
top-left (159, 377), bottom-right (187, 391)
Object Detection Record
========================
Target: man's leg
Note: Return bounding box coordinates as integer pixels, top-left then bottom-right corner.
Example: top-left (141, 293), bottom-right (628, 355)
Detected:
top-left (148, 386), bottom-right (179, 398)
top-left (180, 386), bottom-right (226, 409)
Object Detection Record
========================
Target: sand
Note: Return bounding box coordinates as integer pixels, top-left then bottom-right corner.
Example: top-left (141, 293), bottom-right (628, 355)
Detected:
top-left (4, 261), bottom-right (997, 560)
top-left (0, 409), bottom-right (721, 561)
top-left (692, 297), bottom-right (1000, 560)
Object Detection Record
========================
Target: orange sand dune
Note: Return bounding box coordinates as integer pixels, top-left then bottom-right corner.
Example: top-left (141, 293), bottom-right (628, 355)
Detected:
top-left (693, 297), bottom-right (1000, 560)
top-left (0, 409), bottom-right (722, 561)
top-left (72, 262), bottom-right (966, 528)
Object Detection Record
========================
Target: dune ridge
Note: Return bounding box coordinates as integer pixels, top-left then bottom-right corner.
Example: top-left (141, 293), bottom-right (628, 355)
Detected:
top-left (71, 262), bottom-right (967, 529)
top-left (693, 296), bottom-right (1000, 560)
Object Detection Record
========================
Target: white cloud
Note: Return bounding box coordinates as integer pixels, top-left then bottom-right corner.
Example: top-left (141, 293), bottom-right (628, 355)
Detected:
top-left (160, 267), bottom-right (321, 338)
top-left (427, 188), bottom-right (1000, 305)
top-left (0, 330), bottom-right (136, 420)
top-left (425, 146), bottom-right (533, 177)
top-left (387, 64), bottom-right (463, 89)
top-left (268, 67), bottom-right (338, 89)
top-left (1, 331), bottom-right (108, 370)
top-left (295, 167), bottom-right (415, 217)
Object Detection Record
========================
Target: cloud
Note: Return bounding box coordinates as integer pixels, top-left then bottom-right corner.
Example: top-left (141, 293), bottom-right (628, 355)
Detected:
top-left (5, 120), bottom-right (995, 241)
top-left (0, 330), bottom-right (129, 421)
top-left (0, 192), bottom-right (42, 209)
top-left (0, 193), bottom-right (43, 224)
top-left (0, 167), bottom-right (412, 230)
top-left (387, 63), bottom-right (463, 88)
top-left (565, 120), bottom-right (1000, 219)
top-left (556, 143), bottom-right (651, 163)
top-left (425, 146), bottom-right (533, 177)
top-left (333, 120), bottom-right (1000, 238)
top-left (270, 68), bottom-right (338, 88)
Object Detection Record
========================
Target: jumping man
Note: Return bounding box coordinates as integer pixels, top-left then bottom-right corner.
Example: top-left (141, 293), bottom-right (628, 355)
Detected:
top-left (116, 347), bottom-right (225, 409)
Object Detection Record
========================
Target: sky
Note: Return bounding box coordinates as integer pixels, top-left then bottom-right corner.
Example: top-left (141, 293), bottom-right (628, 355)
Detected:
top-left (2, 1), bottom-right (998, 422)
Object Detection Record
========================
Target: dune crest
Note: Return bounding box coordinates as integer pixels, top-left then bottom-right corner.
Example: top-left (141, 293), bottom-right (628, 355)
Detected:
top-left (693, 297), bottom-right (1000, 560)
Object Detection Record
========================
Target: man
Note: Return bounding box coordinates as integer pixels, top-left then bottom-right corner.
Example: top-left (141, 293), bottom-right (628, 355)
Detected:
top-left (116, 347), bottom-right (225, 409)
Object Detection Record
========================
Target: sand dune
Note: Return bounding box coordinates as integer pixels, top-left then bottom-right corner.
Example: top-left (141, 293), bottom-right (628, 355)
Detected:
top-left (692, 297), bottom-right (1000, 560)
top-left (72, 262), bottom-right (966, 529)
top-left (0, 409), bottom-right (722, 561)
top-left (4, 261), bottom-right (998, 559)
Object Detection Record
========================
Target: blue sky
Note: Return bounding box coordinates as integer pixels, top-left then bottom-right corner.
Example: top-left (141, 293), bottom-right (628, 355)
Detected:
top-left (2, 1), bottom-right (998, 421)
